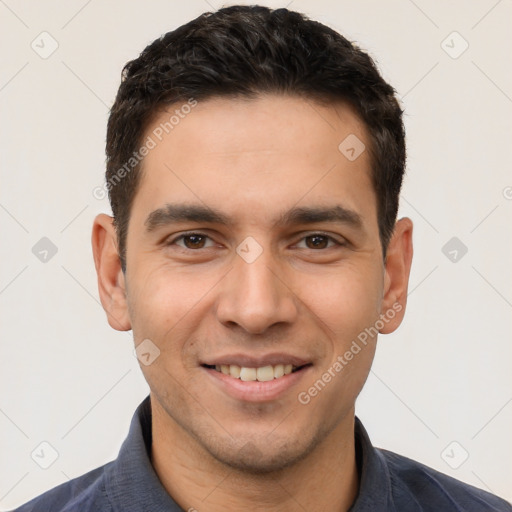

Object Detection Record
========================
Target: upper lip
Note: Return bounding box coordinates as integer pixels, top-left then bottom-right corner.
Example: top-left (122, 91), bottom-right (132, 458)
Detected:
top-left (201, 353), bottom-right (311, 368)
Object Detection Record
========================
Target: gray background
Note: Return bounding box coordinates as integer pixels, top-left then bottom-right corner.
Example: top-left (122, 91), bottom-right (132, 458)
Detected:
top-left (1, 0), bottom-right (511, 508)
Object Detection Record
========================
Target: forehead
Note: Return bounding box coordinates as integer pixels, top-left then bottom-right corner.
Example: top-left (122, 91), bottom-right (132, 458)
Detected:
top-left (131, 94), bottom-right (377, 232)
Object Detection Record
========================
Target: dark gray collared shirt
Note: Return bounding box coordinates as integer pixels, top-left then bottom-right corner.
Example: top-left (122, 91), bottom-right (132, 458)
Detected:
top-left (12, 395), bottom-right (512, 511)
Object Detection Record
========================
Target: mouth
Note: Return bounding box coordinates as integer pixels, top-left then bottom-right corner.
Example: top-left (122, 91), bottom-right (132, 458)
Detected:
top-left (200, 354), bottom-right (313, 402)
top-left (202, 363), bottom-right (311, 382)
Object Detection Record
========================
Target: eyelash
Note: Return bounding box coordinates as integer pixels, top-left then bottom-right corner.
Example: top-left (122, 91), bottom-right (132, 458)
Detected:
top-left (167, 231), bottom-right (345, 250)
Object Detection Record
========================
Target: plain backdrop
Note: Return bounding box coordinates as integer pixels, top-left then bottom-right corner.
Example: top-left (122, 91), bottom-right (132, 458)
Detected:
top-left (1, 0), bottom-right (511, 509)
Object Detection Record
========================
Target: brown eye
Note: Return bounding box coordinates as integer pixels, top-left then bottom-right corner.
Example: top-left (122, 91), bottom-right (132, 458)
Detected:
top-left (304, 235), bottom-right (330, 249)
top-left (170, 233), bottom-right (215, 250)
top-left (182, 234), bottom-right (207, 249)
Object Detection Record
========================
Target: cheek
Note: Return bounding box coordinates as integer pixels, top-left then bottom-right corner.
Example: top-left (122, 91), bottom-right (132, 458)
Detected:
top-left (296, 262), bottom-right (382, 402)
top-left (126, 268), bottom-right (212, 405)
top-left (127, 263), bottom-right (218, 339)
top-left (298, 262), bottom-right (383, 341)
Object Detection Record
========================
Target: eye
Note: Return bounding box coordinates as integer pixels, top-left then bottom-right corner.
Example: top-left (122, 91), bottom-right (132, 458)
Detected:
top-left (170, 232), bottom-right (216, 250)
top-left (295, 234), bottom-right (343, 250)
top-left (166, 232), bottom-right (344, 252)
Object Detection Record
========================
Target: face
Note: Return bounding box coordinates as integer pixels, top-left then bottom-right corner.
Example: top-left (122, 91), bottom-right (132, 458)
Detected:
top-left (94, 94), bottom-right (412, 473)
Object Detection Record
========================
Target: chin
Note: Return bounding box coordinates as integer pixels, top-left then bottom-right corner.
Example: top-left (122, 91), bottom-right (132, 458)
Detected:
top-left (201, 430), bottom-right (323, 475)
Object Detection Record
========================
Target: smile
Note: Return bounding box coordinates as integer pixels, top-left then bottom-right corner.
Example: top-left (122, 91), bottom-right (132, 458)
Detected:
top-left (202, 362), bottom-right (312, 402)
top-left (203, 363), bottom-right (305, 381)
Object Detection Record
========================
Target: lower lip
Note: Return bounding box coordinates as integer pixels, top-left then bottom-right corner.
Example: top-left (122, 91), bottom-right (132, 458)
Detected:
top-left (203, 366), bottom-right (311, 402)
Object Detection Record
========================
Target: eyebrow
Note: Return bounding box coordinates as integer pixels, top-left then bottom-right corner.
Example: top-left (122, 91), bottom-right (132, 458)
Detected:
top-left (144, 203), bottom-right (363, 232)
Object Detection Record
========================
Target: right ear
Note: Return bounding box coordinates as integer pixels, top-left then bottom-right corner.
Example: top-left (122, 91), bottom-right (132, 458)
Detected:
top-left (91, 214), bottom-right (131, 331)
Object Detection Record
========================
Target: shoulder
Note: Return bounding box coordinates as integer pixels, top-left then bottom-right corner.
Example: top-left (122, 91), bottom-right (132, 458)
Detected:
top-left (10, 462), bottom-right (113, 512)
top-left (378, 448), bottom-right (512, 511)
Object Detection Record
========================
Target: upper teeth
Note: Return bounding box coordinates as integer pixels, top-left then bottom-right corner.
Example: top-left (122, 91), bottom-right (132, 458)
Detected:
top-left (215, 364), bottom-right (295, 381)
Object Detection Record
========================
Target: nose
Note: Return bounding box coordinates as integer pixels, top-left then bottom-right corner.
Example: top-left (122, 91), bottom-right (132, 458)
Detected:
top-left (215, 246), bottom-right (298, 334)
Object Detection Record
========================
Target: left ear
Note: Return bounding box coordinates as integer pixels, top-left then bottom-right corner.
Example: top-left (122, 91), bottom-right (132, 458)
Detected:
top-left (379, 217), bottom-right (413, 334)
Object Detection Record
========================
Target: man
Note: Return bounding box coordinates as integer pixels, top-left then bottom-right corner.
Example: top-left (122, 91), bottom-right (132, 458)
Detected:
top-left (13, 5), bottom-right (511, 511)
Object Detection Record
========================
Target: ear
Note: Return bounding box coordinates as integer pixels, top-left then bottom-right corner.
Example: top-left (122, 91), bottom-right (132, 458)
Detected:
top-left (91, 213), bottom-right (131, 331)
top-left (379, 217), bottom-right (413, 334)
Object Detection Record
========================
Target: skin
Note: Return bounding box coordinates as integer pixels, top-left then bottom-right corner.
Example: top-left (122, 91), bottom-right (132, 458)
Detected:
top-left (92, 94), bottom-right (413, 511)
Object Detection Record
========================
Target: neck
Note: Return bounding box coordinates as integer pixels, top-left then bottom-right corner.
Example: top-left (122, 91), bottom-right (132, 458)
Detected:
top-left (150, 400), bottom-right (359, 512)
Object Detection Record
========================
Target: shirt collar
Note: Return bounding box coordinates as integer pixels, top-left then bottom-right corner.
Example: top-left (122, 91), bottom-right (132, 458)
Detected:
top-left (104, 395), bottom-right (182, 511)
top-left (350, 416), bottom-right (395, 510)
top-left (104, 395), bottom-right (394, 511)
